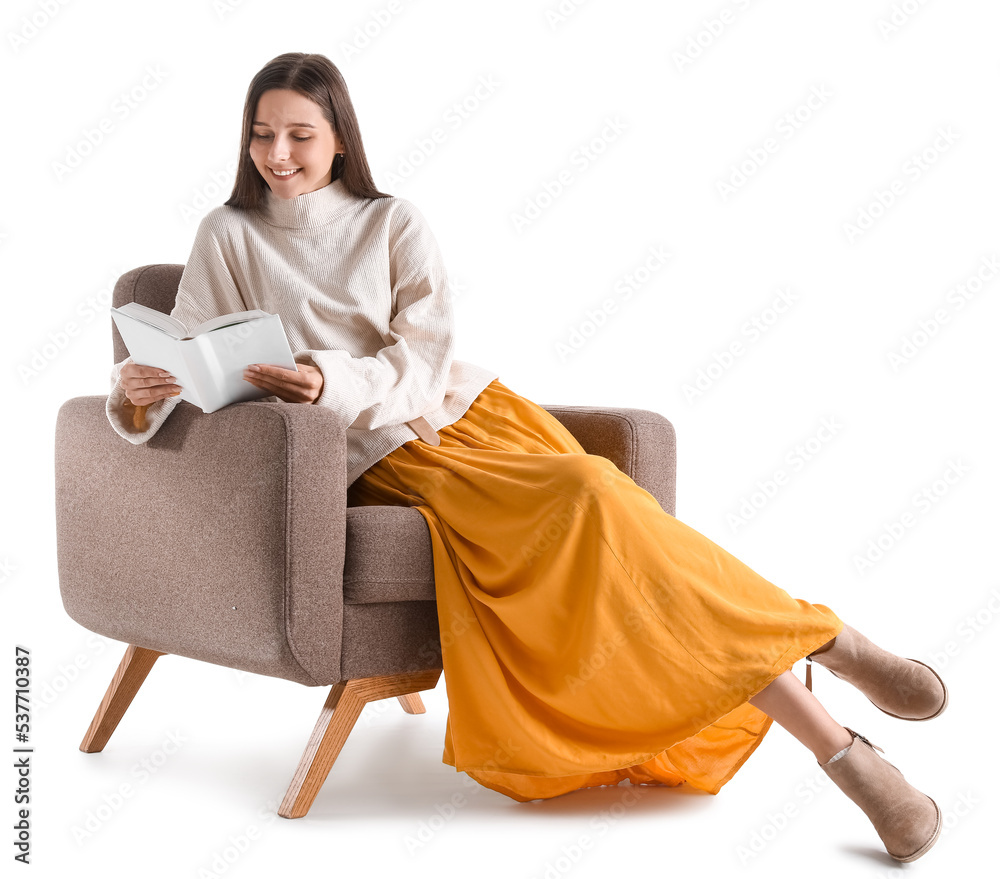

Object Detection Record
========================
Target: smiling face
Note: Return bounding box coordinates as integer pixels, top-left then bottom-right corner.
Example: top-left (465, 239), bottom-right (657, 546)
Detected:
top-left (249, 88), bottom-right (344, 199)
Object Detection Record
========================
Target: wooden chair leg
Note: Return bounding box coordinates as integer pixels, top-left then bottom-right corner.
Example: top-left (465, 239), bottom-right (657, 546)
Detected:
top-left (397, 692), bottom-right (426, 714)
top-left (80, 644), bottom-right (166, 753)
top-left (279, 668), bottom-right (442, 819)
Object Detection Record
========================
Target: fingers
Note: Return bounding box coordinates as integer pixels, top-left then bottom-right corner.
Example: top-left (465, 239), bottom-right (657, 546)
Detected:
top-left (121, 363), bottom-right (182, 406)
top-left (243, 368), bottom-right (306, 401)
top-left (243, 363), bottom-right (323, 403)
top-left (125, 384), bottom-right (181, 406)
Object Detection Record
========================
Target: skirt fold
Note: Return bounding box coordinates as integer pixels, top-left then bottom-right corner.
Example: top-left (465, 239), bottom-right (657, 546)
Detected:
top-left (346, 379), bottom-right (843, 801)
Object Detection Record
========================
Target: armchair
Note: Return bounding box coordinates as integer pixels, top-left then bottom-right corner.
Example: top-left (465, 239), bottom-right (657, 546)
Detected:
top-left (54, 264), bottom-right (678, 818)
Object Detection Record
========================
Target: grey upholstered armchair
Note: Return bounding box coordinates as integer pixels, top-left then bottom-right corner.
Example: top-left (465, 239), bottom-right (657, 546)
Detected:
top-left (54, 264), bottom-right (678, 818)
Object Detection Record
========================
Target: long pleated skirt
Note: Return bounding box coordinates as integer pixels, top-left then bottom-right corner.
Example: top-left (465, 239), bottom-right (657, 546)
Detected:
top-left (346, 378), bottom-right (844, 802)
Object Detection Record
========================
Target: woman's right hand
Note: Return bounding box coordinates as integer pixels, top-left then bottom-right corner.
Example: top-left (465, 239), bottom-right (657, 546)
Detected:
top-left (120, 361), bottom-right (182, 406)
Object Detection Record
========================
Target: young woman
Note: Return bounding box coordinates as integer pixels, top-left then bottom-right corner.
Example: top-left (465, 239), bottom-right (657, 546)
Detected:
top-left (108, 52), bottom-right (946, 862)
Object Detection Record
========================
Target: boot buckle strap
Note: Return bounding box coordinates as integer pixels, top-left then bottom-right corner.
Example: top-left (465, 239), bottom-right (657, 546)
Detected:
top-left (844, 726), bottom-right (885, 754)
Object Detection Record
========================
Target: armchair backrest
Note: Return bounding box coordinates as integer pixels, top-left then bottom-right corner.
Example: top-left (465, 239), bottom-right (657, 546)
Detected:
top-left (111, 264), bottom-right (185, 364)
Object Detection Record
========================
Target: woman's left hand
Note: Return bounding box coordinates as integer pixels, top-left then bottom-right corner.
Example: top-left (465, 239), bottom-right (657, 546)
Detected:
top-left (242, 363), bottom-right (324, 404)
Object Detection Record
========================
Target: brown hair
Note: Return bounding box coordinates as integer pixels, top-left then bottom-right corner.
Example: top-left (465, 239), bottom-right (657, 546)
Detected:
top-left (225, 52), bottom-right (391, 211)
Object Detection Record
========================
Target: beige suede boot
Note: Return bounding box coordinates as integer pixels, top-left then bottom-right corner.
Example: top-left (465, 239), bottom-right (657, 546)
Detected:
top-left (819, 727), bottom-right (941, 862)
top-left (806, 624), bottom-right (948, 721)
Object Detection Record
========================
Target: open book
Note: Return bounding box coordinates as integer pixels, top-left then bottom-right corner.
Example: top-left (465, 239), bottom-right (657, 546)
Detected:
top-left (110, 303), bottom-right (299, 414)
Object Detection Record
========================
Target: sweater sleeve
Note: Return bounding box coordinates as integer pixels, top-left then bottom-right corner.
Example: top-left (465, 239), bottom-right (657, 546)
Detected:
top-left (105, 211), bottom-right (251, 443)
top-left (292, 200), bottom-right (456, 432)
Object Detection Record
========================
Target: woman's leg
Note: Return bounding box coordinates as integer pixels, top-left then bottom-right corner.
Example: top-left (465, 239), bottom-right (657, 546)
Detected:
top-left (748, 670), bottom-right (853, 762)
top-left (749, 669), bottom-right (941, 862)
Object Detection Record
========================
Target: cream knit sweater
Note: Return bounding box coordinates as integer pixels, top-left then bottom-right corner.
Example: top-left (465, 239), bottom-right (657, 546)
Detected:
top-left (106, 177), bottom-right (500, 487)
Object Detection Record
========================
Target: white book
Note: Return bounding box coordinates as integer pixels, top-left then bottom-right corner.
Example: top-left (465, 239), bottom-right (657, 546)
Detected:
top-left (110, 302), bottom-right (299, 414)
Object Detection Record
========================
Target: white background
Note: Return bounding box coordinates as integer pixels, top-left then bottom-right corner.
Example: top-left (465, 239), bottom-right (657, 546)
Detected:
top-left (3, 0), bottom-right (997, 876)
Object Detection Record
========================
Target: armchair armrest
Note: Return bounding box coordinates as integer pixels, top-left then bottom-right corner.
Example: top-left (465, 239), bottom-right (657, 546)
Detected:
top-left (54, 398), bottom-right (348, 686)
top-left (540, 405), bottom-right (677, 516)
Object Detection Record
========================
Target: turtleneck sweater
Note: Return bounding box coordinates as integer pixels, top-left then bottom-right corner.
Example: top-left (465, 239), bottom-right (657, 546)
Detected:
top-left (105, 177), bottom-right (500, 487)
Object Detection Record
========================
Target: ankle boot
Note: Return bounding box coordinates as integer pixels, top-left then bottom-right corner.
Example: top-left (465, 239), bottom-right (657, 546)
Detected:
top-left (819, 727), bottom-right (941, 862)
top-left (806, 624), bottom-right (948, 721)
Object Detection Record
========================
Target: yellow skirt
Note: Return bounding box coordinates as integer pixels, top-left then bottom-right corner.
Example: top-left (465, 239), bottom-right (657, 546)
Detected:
top-left (346, 379), bottom-right (843, 802)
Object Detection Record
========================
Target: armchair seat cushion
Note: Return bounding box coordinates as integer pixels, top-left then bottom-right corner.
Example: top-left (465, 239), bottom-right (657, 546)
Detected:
top-left (343, 506), bottom-right (436, 604)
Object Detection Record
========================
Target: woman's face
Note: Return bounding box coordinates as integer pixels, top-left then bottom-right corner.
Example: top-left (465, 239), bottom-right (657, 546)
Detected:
top-left (249, 88), bottom-right (344, 199)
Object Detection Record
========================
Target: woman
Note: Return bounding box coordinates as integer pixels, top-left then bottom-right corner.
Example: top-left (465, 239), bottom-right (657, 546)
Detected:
top-left (108, 52), bottom-right (946, 862)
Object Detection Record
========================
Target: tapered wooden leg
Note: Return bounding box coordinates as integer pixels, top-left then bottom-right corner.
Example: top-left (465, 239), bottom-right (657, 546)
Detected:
top-left (279, 668), bottom-right (442, 818)
top-left (80, 644), bottom-right (166, 753)
top-left (397, 692), bottom-right (426, 714)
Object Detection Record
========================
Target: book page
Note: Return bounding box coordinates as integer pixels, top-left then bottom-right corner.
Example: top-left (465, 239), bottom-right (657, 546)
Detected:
top-left (110, 311), bottom-right (204, 408)
top-left (193, 314), bottom-right (298, 413)
top-left (187, 310), bottom-right (275, 338)
top-left (112, 303), bottom-right (189, 339)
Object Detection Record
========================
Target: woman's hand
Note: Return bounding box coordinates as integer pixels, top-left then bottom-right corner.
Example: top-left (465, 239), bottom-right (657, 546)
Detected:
top-left (121, 362), bottom-right (181, 406)
top-left (242, 363), bottom-right (324, 404)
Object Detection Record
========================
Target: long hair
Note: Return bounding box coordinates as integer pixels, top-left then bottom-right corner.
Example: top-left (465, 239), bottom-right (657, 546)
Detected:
top-left (226, 52), bottom-right (390, 210)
